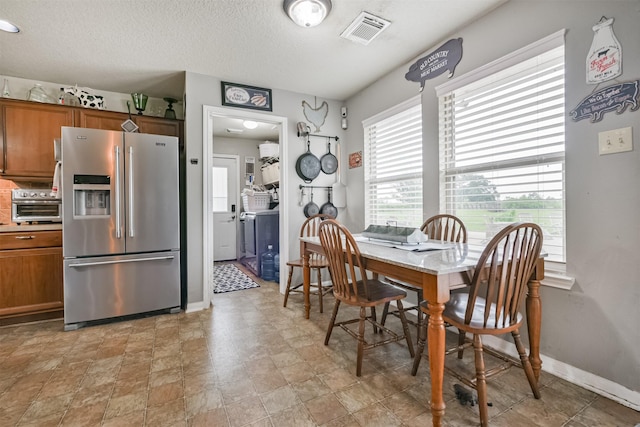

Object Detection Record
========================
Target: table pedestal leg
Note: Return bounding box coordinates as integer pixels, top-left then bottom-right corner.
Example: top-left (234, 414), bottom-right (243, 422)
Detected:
top-left (303, 251), bottom-right (311, 319)
top-left (427, 301), bottom-right (446, 426)
top-left (526, 277), bottom-right (542, 381)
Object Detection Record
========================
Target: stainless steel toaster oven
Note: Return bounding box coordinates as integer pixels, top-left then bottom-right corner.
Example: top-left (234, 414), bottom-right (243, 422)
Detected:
top-left (11, 189), bottom-right (62, 224)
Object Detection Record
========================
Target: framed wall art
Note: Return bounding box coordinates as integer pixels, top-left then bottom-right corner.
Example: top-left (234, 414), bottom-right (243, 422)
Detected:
top-left (221, 81), bottom-right (272, 111)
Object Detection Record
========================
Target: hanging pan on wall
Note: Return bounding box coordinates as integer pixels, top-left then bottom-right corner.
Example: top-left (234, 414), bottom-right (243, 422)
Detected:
top-left (320, 137), bottom-right (338, 175)
top-left (295, 137), bottom-right (321, 183)
top-left (320, 188), bottom-right (338, 219)
top-left (303, 188), bottom-right (320, 218)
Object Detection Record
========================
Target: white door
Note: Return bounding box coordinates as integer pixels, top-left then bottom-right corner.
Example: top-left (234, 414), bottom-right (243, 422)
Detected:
top-left (212, 155), bottom-right (238, 261)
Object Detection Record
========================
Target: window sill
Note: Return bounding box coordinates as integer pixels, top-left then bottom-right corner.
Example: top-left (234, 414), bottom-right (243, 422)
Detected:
top-left (541, 270), bottom-right (575, 290)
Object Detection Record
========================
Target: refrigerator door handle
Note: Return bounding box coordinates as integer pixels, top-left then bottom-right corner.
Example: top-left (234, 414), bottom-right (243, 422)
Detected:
top-left (115, 145), bottom-right (122, 239)
top-left (128, 146), bottom-right (135, 238)
top-left (68, 255), bottom-right (175, 268)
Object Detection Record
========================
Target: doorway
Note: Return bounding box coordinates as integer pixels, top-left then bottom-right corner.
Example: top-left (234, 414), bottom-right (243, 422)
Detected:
top-left (212, 154), bottom-right (239, 261)
top-left (202, 106), bottom-right (289, 306)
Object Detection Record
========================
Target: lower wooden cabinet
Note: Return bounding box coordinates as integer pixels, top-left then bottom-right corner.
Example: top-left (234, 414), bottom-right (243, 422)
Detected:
top-left (0, 231), bottom-right (63, 318)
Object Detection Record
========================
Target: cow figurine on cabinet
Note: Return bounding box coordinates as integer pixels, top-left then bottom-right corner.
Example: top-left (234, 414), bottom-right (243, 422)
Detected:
top-left (64, 85), bottom-right (105, 109)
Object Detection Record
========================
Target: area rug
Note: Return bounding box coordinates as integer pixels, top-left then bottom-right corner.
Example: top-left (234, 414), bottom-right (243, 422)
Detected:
top-left (213, 263), bottom-right (260, 294)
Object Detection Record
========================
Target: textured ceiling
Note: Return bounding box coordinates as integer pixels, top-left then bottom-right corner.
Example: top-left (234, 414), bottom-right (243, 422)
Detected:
top-left (0, 0), bottom-right (506, 102)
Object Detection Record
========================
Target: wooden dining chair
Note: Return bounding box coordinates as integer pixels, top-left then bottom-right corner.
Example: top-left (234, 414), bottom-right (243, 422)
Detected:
top-left (283, 214), bottom-right (333, 313)
top-left (411, 222), bottom-right (543, 426)
top-left (381, 214), bottom-right (467, 337)
top-left (318, 219), bottom-right (415, 376)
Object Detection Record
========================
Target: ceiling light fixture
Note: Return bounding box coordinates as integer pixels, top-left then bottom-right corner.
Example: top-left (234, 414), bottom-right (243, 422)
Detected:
top-left (0, 19), bottom-right (20, 33)
top-left (283, 0), bottom-right (332, 28)
top-left (243, 120), bottom-right (258, 129)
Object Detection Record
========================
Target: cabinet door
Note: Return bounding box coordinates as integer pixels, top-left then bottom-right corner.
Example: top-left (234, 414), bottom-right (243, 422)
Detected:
top-left (0, 101), bottom-right (74, 178)
top-left (76, 109), bottom-right (129, 131)
top-left (135, 116), bottom-right (181, 137)
top-left (0, 247), bottom-right (63, 317)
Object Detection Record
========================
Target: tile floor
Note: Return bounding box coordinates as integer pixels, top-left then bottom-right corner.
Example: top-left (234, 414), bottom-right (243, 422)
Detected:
top-left (1, 263), bottom-right (638, 426)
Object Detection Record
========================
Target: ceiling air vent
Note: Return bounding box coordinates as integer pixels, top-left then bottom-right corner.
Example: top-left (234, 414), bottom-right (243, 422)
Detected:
top-left (340, 12), bottom-right (391, 45)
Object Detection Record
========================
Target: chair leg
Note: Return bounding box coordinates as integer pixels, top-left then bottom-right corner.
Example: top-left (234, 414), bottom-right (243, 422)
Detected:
top-left (457, 328), bottom-right (466, 359)
top-left (316, 267), bottom-right (323, 313)
top-left (415, 290), bottom-right (424, 338)
top-left (512, 330), bottom-right (541, 399)
top-left (283, 265), bottom-right (295, 307)
top-left (411, 320), bottom-right (427, 375)
top-left (381, 302), bottom-right (390, 328)
top-left (356, 306), bottom-right (366, 377)
top-left (324, 300), bottom-right (340, 345)
top-left (472, 334), bottom-right (489, 427)
top-left (396, 300), bottom-right (414, 357)
top-left (370, 306), bottom-right (378, 334)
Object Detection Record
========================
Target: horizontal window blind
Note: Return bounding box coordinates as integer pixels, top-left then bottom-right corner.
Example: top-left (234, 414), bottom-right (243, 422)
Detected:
top-left (364, 102), bottom-right (423, 227)
top-left (439, 45), bottom-right (566, 262)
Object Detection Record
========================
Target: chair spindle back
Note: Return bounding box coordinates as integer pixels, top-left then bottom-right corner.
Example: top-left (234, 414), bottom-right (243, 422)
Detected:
top-left (421, 214), bottom-right (467, 243)
top-left (300, 214), bottom-right (332, 261)
top-left (466, 222), bottom-right (543, 329)
top-left (318, 220), bottom-right (370, 302)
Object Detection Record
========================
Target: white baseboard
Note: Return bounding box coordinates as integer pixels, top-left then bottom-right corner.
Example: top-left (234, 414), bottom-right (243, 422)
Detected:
top-left (482, 335), bottom-right (640, 411)
top-left (185, 301), bottom-right (208, 313)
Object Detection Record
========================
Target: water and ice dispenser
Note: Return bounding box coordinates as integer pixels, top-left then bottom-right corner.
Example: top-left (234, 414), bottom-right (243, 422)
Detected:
top-left (73, 175), bottom-right (111, 217)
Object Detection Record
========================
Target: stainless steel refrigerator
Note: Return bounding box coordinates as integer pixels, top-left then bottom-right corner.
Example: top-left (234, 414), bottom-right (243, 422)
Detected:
top-left (61, 127), bottom-right (180, 330)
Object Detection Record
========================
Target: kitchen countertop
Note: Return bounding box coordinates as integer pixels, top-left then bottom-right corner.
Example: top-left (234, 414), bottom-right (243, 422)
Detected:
top-left (0, 224), bottom-right (62, 233)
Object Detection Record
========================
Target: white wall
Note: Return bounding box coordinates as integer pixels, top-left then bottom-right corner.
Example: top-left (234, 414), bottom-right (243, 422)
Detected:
top-left (344, 0), bottom-right (640, 398)
top-left (213, 136), bottom-right (264, 189)
top-left (184, 72), bottom-right (345, 304)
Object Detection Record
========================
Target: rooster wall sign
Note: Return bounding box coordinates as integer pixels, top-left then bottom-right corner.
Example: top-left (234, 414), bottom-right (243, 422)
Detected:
top-left (302, 97), bottom-right (328, 132)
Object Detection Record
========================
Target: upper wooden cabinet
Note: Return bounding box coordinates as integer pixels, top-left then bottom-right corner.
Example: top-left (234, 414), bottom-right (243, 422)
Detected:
top-left (135, 116), bottom-right (181, 137)
top-left (75, 109), bottom-right (181, 137)
top-left (0, 99), bottom-right (74, 179)
top-left (1, 99), bottom-right (183, 179)
top-left (75, 109), bottom-right (129, 132)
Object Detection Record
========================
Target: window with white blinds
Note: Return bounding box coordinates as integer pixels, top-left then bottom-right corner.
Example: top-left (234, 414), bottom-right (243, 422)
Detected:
top-left (364, 99), bottom-right (423, 227)
top-left (438, 36), bottom-right (566, 262)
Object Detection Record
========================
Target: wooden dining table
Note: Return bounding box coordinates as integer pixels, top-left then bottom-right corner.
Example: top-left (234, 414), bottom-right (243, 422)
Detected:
top-left (300, 234), bottom-right (545, 427)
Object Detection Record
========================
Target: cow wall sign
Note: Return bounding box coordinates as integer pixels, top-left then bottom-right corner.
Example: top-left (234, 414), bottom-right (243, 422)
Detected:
top-left (569, 80), bottom-right (639, 122)
top-left (405, 38), bottom-right (463, 91)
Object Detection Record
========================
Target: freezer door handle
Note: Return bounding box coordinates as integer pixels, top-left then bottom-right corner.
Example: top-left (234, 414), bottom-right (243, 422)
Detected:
top-left (115, 145), bottom-right (122, 239)
top-left (128, 146), bottom-right (135, 238)
top-left (68, 255), bottom-right (175, 268)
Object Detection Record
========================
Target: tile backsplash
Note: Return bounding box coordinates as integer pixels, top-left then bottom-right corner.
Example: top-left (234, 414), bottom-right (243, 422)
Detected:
top-left (0, 179), bottom-right (17, 224)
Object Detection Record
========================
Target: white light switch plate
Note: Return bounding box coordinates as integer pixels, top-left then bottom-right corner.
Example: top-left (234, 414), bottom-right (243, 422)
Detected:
top-left (598, 127), bottom-right (633, 155)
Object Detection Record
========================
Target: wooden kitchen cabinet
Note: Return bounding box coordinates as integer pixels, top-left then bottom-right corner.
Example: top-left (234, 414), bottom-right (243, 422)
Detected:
top-left (76, 109), bottom-right (182, 137)
top-left (0, 99), bottom-right (183, 181)
top-left (75, 108), bottom-right (129, 131)
top-left (0, 99), bottom-right (74, 179)
top-left (0, 230), bottom-right (63, 320)
top-left (135, 116), bottom-right (182, 137)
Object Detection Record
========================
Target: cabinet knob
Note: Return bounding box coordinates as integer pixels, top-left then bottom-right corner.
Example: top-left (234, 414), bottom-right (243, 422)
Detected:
top-left (15, 235), bottom-right (36, 240)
